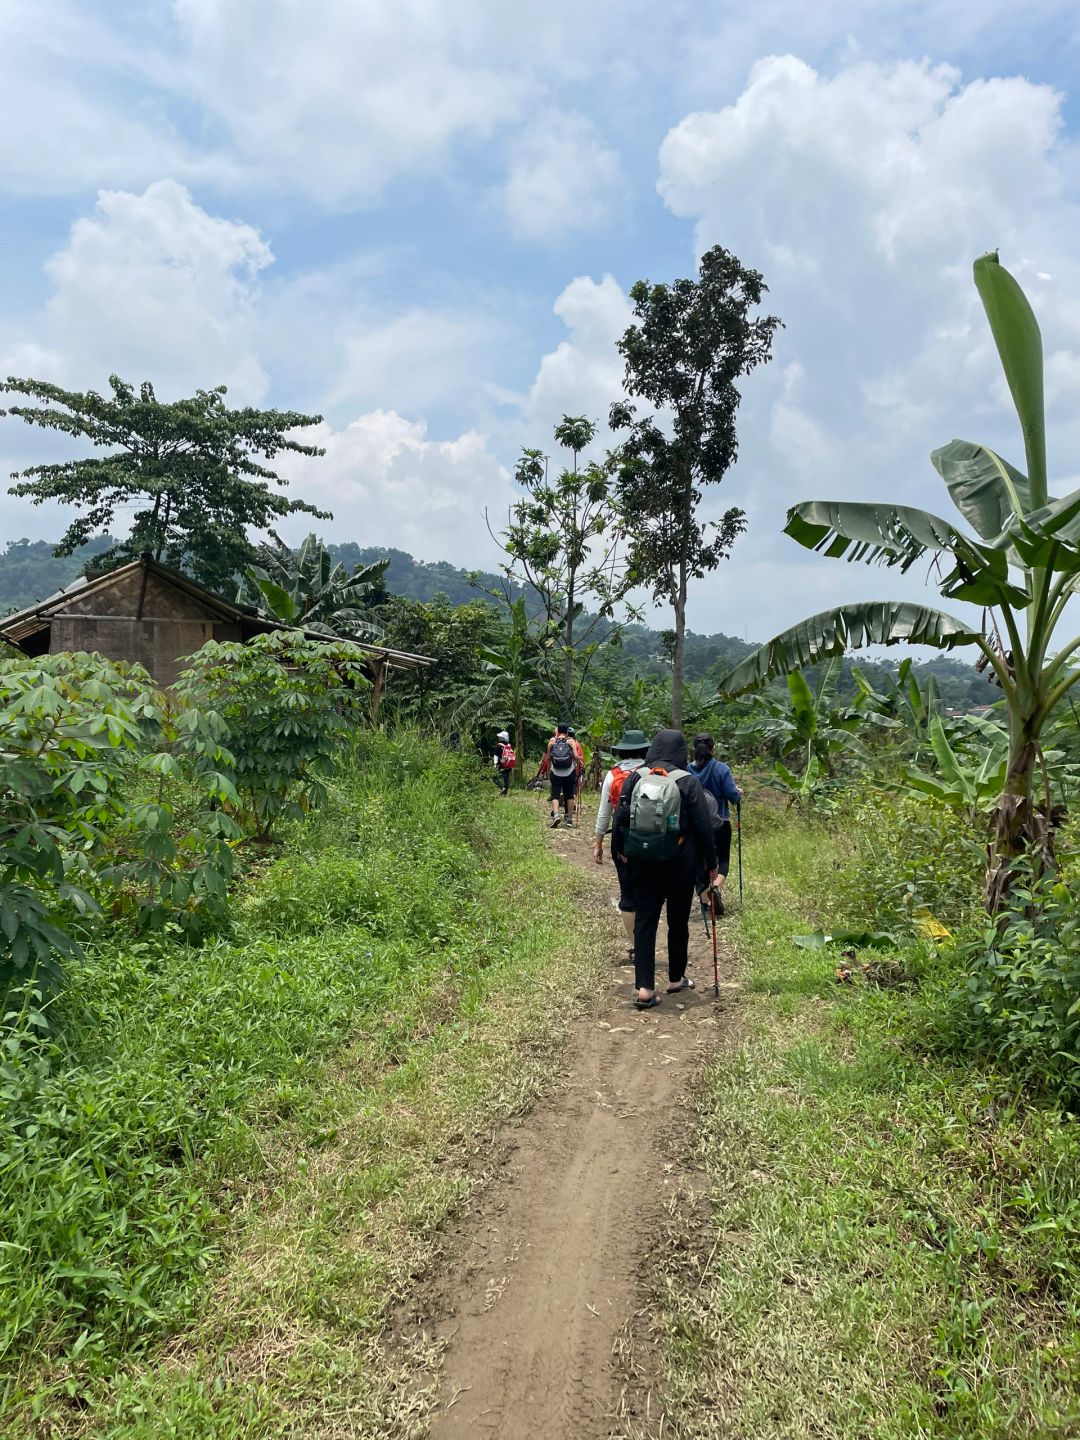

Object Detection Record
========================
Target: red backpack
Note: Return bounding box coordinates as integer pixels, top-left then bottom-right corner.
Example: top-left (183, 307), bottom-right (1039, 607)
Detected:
top-left (608, 764), bottom-right (636, 809)
top-left (499, 743), bottom-right (516, 770)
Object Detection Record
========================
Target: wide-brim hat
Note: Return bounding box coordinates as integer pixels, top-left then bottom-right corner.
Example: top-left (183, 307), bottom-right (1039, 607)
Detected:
top-left (611, 729), bottom-right (649, 754)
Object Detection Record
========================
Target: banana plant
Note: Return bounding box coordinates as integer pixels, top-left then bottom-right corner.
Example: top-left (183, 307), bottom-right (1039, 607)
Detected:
top-left (474, 595), bottom-right (547, 767)
top-left (238, 532), bottom-right (388, 640)
top-left (898, 715), bottom-right (1008, 823)
top-left (772, 753), bottom-right (832, 810)
top-left (720, 252), bottom-right (1080, 909)
top-left (851, 657), bottom-right (941, 760)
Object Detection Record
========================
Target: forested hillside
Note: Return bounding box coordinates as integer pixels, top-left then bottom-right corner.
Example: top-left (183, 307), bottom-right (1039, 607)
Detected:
top-left (0, 536), bottom-right (991, 708)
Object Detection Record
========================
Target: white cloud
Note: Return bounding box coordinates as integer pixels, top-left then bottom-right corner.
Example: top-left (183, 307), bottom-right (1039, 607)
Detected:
top-left (502, 112), bottom-right (622, 243)
top-left (0, 1), bottom-right (230, 195)
top-left (274, 411), bottom-right (511, 565)
top-left (326, 309), bottom-right (507, 419)
top-left (653, 54), bottom-right (1080, 637)
top-left (1, 180), bottom-right (271, 402)
top-left (171, 0), bottom-right (629, 207)
top-left (524, 274), bottom-right (634, 434)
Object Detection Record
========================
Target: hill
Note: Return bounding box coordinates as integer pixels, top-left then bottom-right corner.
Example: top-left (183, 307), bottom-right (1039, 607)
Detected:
top-left (0, 536), bottom-right (990, 708)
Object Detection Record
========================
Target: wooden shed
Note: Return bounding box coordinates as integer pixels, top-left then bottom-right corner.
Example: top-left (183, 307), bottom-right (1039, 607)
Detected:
top-left (0, 554), bottom-right (432, 697)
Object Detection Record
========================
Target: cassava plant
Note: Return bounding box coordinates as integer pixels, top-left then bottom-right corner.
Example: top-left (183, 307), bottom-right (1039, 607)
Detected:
top-left (720, 252), bottom-right (1080, 910)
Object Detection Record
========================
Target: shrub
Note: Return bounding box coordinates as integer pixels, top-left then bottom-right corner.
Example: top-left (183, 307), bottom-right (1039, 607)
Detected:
top-left (825, 790), bottom-right (983, 935)
top-left (0, 653), bottom-right (238, 997)
top-left (958, 870), bottom-right (1080, 1099)
top-left (175, 631), bottom-right (371, 840)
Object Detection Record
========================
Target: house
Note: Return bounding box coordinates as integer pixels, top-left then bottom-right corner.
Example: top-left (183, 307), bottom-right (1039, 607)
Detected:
top-left (0, 554), bottom-right (432, 707)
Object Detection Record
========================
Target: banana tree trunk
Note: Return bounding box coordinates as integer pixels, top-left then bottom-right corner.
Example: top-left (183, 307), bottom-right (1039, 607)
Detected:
top-left (985, 708), bottom-right (1048, 912)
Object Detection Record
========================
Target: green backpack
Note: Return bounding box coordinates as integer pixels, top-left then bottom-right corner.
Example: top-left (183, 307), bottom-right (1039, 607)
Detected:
top-left (625, 767), bottom-right (687, 861)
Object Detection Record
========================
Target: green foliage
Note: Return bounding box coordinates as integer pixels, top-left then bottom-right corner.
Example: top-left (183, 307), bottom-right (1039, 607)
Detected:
top-left (0, 653), bottom-right (238, 996)
top-left (493, 415), bottom-right (626, 719)
top-left (826, 791), bottom-right (984, 935)
top-left (471, 594), bottom-right (548, 763)
top-left (175, 631), bottom-right (370, 839)
top-left (0, 734), bottom-right (567, 1417)
top-left (237, 531), bottom-right (388, 639)
top-left (611, 244), bottom-right (781, 722)
top-left (959, 868), bottom-right (1080, 1099)
top-left (0, 535), bottom-right (116, 612)
top-left (655, 816), bottom-right (1080, 1438)
top-left (899, 715), bottom-right (1009, 821)
top-left (377, 593), bottom-right (505, 731)
top-left (719, 253), bottom-right (1080, 909)
top-left (1, 375), bottom-right (328, 593)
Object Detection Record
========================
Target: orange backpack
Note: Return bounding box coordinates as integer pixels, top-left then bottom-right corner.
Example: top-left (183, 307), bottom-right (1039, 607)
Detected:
top-left (609, 764), bottom-right (636, 809)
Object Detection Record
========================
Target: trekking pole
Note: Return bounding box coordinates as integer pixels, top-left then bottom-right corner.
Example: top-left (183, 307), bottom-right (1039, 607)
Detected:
top-left (736, 799), bottom-right (744, 907)
top-left (710, 886), bottom-right (719, 998)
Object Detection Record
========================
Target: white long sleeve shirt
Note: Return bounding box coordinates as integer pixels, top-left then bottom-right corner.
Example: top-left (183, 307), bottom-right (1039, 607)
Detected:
top-left (594, 758), bottom-right (646, 838)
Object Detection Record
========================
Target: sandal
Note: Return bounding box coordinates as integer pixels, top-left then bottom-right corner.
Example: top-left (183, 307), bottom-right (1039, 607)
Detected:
top-left (666, 978), bottom-right (695, 993)
top-left (635, 993), bottom-right (660, 1010)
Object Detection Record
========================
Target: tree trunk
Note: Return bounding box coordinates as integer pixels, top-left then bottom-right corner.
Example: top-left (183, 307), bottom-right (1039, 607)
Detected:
top-left (671, 559), bottom-right (688, 729)
top-left (985, 710), bottom-right (1048, 912)
top-left (562, 574), bottom-right (575, 722)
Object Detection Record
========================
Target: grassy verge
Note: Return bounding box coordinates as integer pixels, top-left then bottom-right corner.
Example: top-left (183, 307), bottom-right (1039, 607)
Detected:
top-left (3, 739), bottom-right (606, 1438)
top-left (648, 815), bottom-right (1080, 1439)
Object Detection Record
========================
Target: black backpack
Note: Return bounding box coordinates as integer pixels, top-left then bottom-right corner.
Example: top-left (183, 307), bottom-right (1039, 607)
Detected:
top-left (550, 736), bottom-right (575, 775)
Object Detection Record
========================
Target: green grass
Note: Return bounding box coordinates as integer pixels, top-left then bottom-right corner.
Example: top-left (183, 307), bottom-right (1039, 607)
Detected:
top-left (2, 737), bottom-right (607, 1437)
top-left (646, 817), bottom-right (1080, 1439)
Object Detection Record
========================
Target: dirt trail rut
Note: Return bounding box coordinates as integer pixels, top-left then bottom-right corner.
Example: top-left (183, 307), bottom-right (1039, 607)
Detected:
top-left (416, 814), bottom-right (738, 1440)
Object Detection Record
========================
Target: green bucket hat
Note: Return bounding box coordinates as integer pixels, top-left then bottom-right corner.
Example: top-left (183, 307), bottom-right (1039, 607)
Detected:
top-left (611, 729), bottom-right (649, 755)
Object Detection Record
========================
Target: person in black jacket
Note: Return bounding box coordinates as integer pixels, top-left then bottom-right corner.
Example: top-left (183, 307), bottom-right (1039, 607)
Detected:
top-left (613, 728), bottom-right (719, 1009)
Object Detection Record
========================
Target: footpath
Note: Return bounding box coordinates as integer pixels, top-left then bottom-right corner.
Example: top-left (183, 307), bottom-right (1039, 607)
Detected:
top-left (407, 801), bottom-right (740, 1439)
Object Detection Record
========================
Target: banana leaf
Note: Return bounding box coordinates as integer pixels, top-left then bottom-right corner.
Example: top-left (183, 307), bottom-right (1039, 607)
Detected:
top-left (718, 601), bottom-right (979, 695)
top-left (974, 251), bottom-right (1047, 504)
top-left (931, 439), bottom-right (1036, 538)
top-left (784, 499), bottom-right (1029, 607)
top-left (792, 930), bottom-right (900, 950)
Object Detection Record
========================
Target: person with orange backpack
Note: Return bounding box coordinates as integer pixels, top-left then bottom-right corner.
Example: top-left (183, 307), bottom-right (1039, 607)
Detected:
top-left (593, 730), bottom-right (650, 961)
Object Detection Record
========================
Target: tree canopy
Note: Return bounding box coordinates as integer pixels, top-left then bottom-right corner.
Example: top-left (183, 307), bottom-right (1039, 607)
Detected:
top-left (611, 245), bottom-right (781, 726)
top-left (2, 375), bottom-right (328, 594)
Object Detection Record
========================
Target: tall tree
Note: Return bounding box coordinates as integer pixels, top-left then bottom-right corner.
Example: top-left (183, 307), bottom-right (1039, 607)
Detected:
top-left (487, 414), bottom-right (627, 722)
top-left (1, 375), bottom-right (328, 594)
top-left (611, 246), bottom-right (781, 726)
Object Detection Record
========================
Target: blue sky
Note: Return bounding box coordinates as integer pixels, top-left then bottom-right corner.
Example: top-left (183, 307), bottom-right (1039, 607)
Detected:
top-left (3, 0), bottom-right (1080, 646)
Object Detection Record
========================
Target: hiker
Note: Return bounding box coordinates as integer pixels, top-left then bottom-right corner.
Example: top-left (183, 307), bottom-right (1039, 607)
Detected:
top-left (612, 728), bottom-right (718, 1009)
top-left (545, 722), bottom-right (579, 827)
top-left (688, 733), bottom-right (742, 915)
top-left (593, 730), bottom-right (650, 961)
top-left (492, 729), bottom-right (516, 796)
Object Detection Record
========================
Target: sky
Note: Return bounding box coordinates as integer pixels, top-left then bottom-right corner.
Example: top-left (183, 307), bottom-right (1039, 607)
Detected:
top-left (3, 0), bottom-right (1080, 647)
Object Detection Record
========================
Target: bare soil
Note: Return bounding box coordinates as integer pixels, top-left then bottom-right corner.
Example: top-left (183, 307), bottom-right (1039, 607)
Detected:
top-left (408, 809), bottom-right (739, 1439)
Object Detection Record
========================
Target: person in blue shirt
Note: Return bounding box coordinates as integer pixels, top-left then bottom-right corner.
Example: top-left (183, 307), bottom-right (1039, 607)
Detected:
top-left (688, 733), bottom-right (742, 914)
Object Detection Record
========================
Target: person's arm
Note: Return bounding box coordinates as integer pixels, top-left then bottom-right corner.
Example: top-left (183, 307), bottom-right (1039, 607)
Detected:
top-left (594, 772), bottom-right (615, 840)
top-left (683, 777), bottom-right (719, 874)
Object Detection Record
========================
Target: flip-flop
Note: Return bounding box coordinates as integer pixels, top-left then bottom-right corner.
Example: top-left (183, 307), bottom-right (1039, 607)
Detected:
top-left (635, 993), bottom-right (660, 1010)
top-left (666, 978), bottom-right (696, 993)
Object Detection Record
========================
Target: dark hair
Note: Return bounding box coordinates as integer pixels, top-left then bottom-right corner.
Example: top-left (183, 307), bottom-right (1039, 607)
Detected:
top-left (556, 722), bottom-right (569, 734)
top-left (693, 733), bottom-right (714, 767)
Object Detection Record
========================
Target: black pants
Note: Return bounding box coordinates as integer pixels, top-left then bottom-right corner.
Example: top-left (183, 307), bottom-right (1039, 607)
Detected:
top-left (495, 768), bottom-right (511, 794)
top-left (630, 855), bottom-right (695, 993)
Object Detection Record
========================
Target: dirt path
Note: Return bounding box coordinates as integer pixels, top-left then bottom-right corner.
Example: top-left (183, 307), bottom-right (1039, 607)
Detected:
top-left (414, 810), bottom-right (739, 1439)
